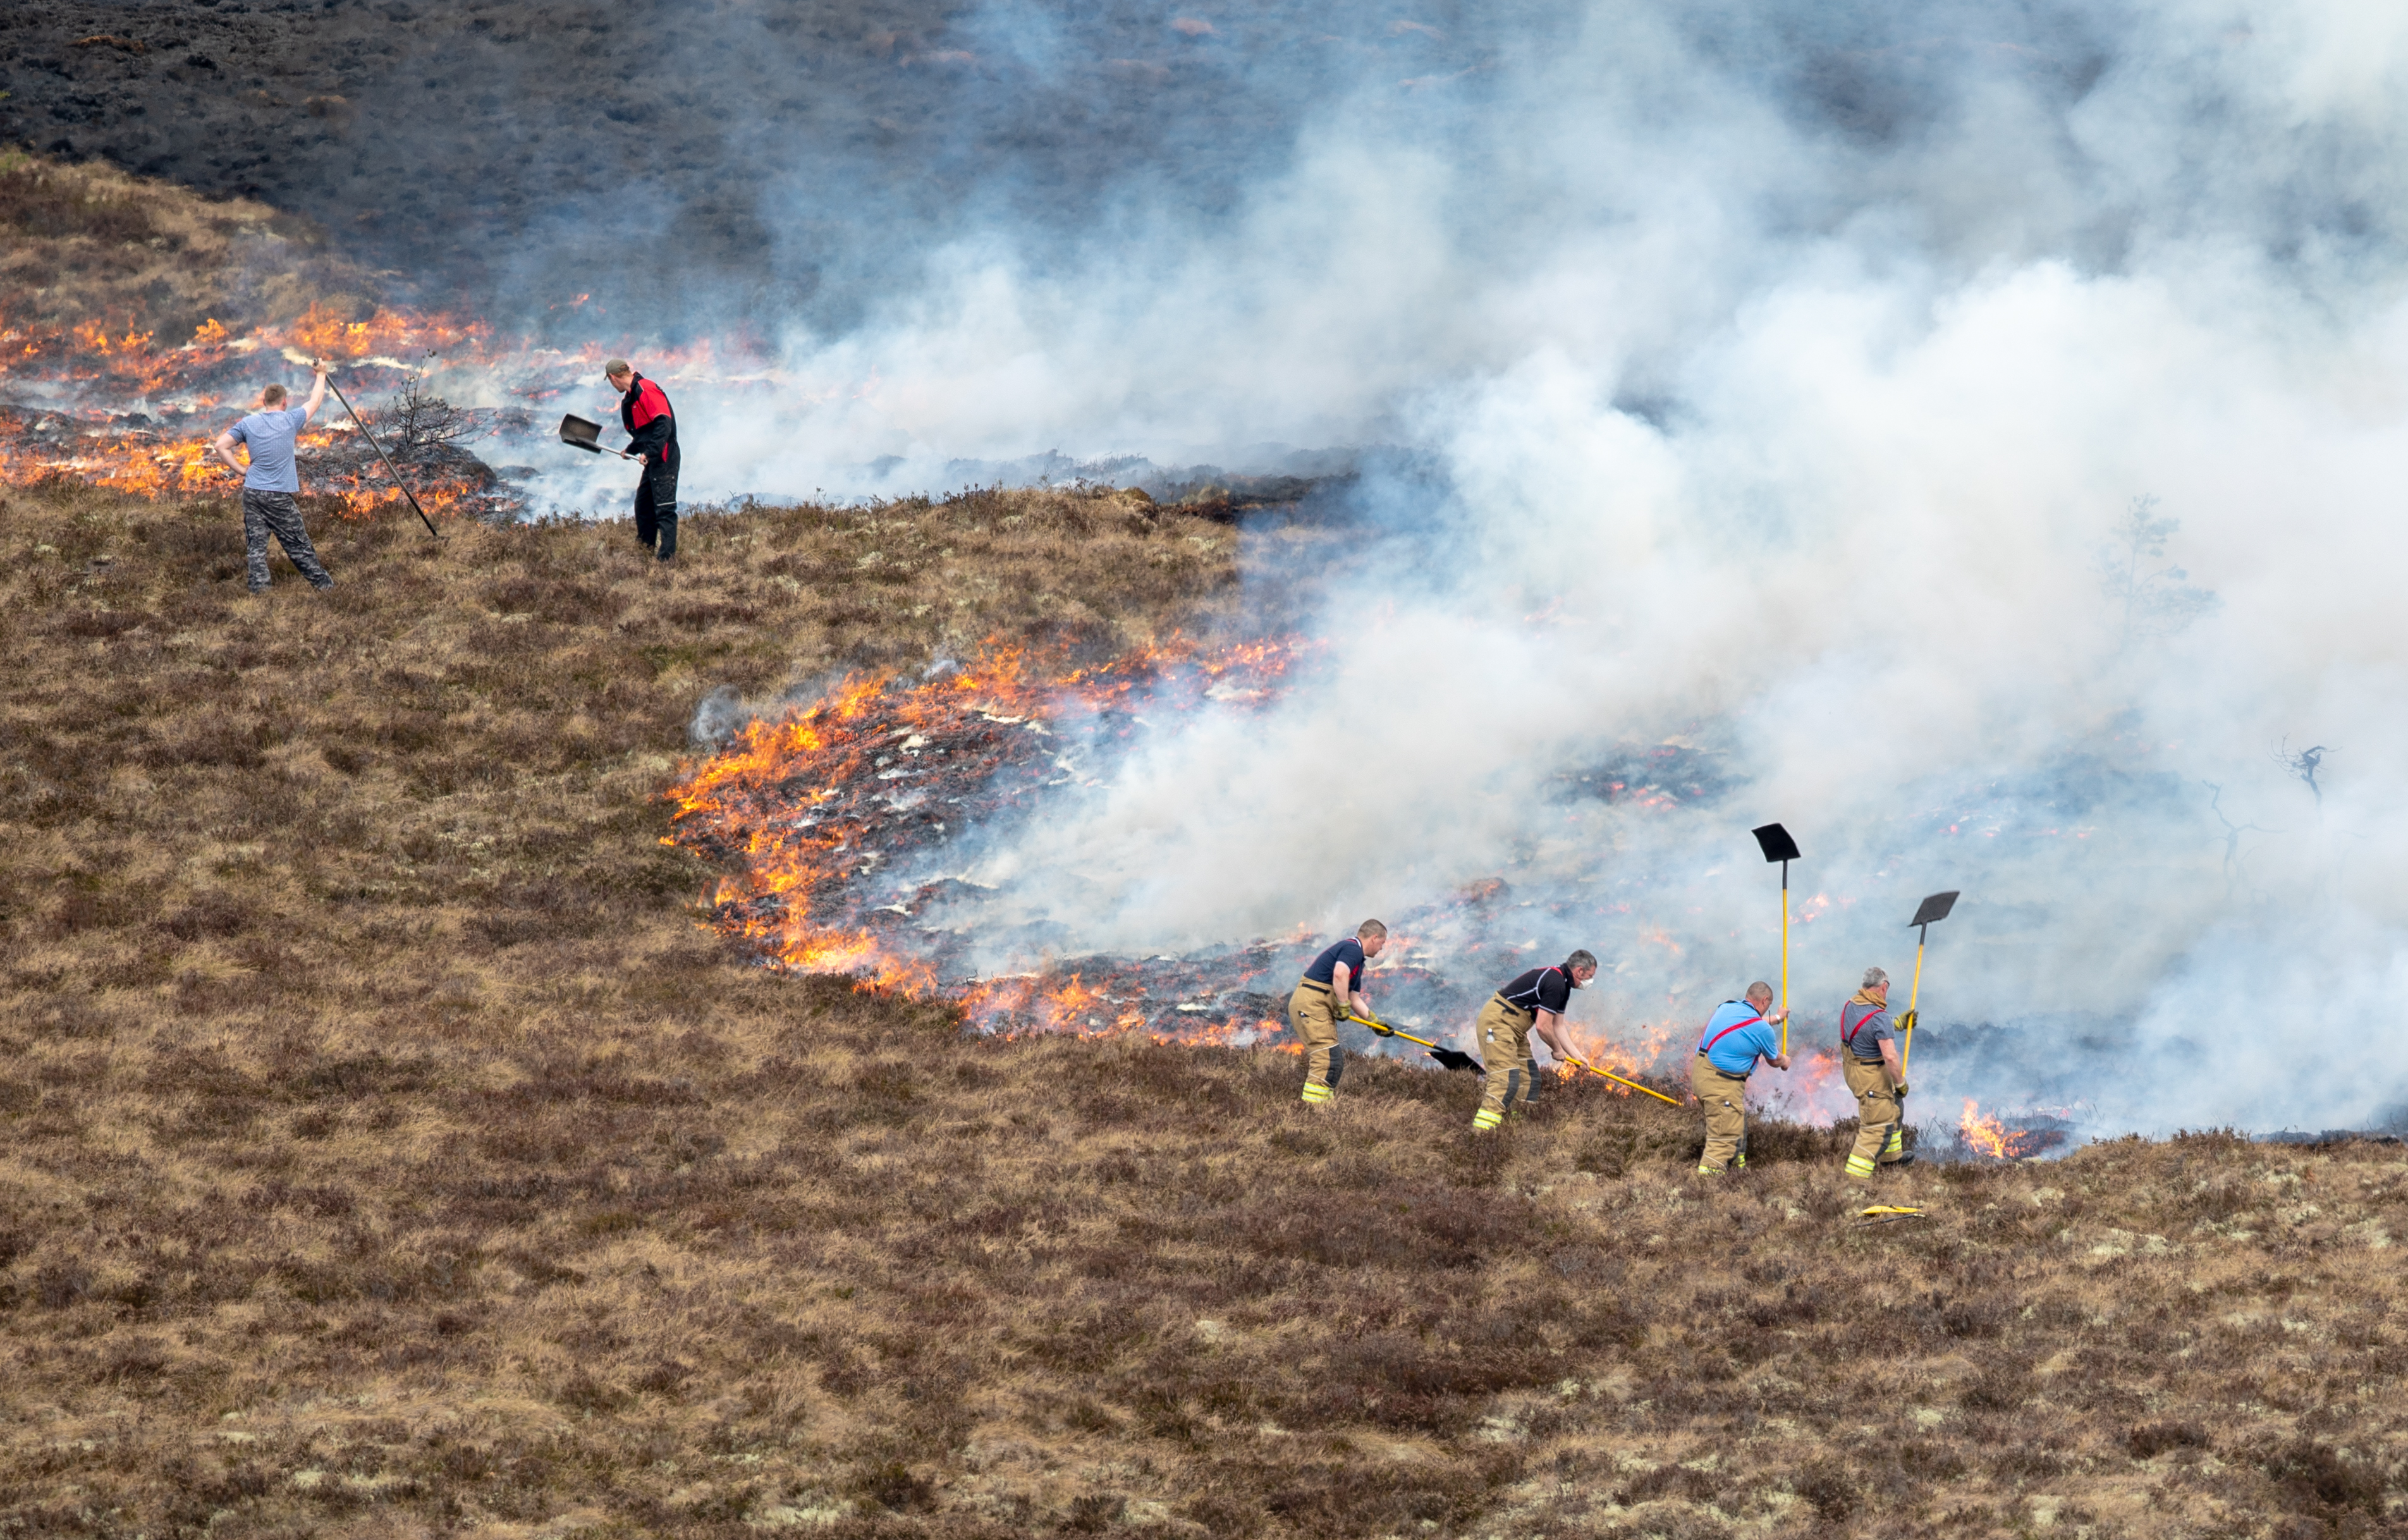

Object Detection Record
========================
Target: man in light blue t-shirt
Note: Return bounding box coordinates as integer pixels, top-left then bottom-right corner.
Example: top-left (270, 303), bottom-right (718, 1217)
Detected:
top-left (1690, 981), bottom-right (1789, 1175)
top-left (211, 365), bottom-right (334, 594)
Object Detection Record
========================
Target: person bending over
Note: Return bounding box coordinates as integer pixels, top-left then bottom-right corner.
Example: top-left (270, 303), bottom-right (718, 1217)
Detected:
top-left (1288, 920), bottom-right (1386, 1106)
top-left (211, 365), bottom-right (334, 594)
top-left (1470, 950), bottom-right (1596, 1131)
top-left (606, 358), bottom-right (680, 561)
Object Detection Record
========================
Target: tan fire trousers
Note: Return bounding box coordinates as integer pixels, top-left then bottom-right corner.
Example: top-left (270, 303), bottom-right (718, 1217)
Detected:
top-left (1288, 981), bottom-right (1345, 1103)
top-left (1690, 1056), bottom-right (1749, 1173)
top-left (1471, 997), bottom-right (1539, 1129)
top-left (1843, 1056), bottom-right (1905, 1177)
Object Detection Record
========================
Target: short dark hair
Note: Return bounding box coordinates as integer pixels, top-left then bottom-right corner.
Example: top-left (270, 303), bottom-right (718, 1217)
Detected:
top-left (1746, 981), bottom-right (1774, 1003)
top-left (1356, 919), bottom-right (1388, 941)
top-left (261, 383), bottom-right (288, 405)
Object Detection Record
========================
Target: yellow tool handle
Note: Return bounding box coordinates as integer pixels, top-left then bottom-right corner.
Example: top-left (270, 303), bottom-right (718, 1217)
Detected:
top-left (1778, 873), bottom-right (1790, 1059)
top-left (1567, 1058), bottom-right (1684, 1107)
top-left (1902, 938), bottom-right (1924, 1077)
top-left (1347, 1015), bottom-right (1439, 1050)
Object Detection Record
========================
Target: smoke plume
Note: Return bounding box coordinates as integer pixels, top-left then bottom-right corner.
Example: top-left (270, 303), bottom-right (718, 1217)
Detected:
top-left (629, 1), bottom-right (2408, 1139)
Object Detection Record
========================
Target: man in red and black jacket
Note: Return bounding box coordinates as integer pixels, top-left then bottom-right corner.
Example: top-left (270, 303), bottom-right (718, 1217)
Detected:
top-left (605, 359), bottom-right (680, 561)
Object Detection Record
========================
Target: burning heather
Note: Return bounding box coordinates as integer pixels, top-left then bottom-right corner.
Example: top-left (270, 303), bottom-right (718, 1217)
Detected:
top-left (0, 281), bottom-right (781, 521)
top-left (669, 640), bottom-right (1742, 1100)
top-left (668, 636), bottom-right (1362, 1042)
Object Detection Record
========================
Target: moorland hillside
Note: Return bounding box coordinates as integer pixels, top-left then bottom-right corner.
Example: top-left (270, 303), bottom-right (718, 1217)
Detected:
top-left (0, 477), bottom-right (2403, 1537)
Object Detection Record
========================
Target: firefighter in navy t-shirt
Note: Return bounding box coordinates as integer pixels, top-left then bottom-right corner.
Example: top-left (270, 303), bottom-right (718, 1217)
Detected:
top-left (1288, 920), bottom-right (1386, 1106)
top-left (1471, 950), bottom-right (1598, 1131)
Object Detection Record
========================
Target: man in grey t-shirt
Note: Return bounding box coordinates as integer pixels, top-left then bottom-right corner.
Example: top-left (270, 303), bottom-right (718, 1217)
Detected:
top-left (211, 365), bottom-right (335, 594)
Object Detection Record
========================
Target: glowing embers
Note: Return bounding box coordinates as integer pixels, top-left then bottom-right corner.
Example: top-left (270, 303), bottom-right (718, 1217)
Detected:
top-left (666, 637), bottom-right (1313, 1037)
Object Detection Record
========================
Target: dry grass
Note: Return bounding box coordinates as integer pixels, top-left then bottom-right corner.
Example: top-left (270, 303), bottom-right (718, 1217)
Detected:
top-left (1, 477), bottom-right (2404, 1538)
top-left (0, 149), bottom-right (378, 339)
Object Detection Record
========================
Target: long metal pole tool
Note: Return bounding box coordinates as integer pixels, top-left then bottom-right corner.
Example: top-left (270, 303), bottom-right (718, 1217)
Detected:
top-left (1900, 890), bottom-right (1958, 1079)
top-left (286, 350), bottom-right (441, 540)
top-left (1751, 823), bottom-right (1802, 1058)
top-left (1564, 1056), bottom-right (1685, 1107)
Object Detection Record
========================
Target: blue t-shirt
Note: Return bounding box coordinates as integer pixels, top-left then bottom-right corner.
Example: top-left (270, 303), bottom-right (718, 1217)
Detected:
top-left (228, 405), bottom-right (312, 492)
top-left (1697, 1000), bottom-right (1778, 1075)
top-left (1302, 937), bottom-right (1367, 988)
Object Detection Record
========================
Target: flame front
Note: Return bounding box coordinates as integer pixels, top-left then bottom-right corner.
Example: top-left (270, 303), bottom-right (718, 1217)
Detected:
top-left (668, 636), bottom-right (1312, 1039)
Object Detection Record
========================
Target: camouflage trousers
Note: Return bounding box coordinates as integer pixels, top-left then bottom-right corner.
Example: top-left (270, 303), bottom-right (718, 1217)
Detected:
top-left (242, 491), bottom-right (334, 593)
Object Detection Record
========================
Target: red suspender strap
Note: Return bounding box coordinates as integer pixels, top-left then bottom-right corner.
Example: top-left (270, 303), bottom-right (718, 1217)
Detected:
top-left (1842, 1004), bottom-right (1881, 1046)
top-left (1699, 1012), bottom-right (1766, 1055)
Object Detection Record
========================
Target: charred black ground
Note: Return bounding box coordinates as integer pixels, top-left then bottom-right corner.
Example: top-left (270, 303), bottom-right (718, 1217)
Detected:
top-left (2, 1), bottom-right (2109, 333)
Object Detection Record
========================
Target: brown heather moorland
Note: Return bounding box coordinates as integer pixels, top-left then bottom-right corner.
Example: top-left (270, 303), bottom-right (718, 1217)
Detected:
top-left (0, 476), bottom-right (2404, 1539)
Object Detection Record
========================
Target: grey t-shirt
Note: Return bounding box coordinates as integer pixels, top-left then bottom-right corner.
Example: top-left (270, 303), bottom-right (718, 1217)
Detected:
top-left (228, 405), bottom-right (312, 492)
top-left (1840, 1001), bottom-right (1893, 1063)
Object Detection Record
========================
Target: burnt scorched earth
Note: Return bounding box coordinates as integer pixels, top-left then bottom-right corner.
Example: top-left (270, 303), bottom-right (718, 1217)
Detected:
top-left (667, 643), bottom-right (1498, 1053)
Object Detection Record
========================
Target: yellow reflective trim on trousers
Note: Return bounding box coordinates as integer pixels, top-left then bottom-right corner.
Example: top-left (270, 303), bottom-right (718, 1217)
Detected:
top-left (1300, 1084), bottom-right (1333, 1103)
top-left (1884, 1128), bottom-right (1904, 1152)
top-left (1845, 1156), bottom-right (1876, 1177)
top-left (1734, 1152), bottom-right (1747, 1168)
top-left (1696, 1164), bottom-right (1723, 1175)
top-left (1471, 1109), bottom-right (1503, 1130)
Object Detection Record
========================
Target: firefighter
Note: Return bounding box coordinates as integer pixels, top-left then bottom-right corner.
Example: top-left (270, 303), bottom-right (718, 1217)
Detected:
top-left (1470, 950), bottom-right (1598, 1131)
top-left (1288, 920), bottom-right (1387, 1106)
top-left (605, 359), bottom-right (680, 561)
top-left (1690, 982), bottom-right (1789, 1175)
top-left (1840, 965), bottom-right (1913, 1178)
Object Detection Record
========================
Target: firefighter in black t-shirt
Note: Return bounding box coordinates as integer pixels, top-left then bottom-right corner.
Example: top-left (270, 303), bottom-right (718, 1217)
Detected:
top-left (1288, 919), bottom-right (1386, 1106)
top-left (1470, 950), bottom-right (1599, 1131)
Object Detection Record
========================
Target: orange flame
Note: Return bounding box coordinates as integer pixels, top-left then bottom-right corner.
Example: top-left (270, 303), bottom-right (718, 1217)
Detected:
top-left (0, 296), bottom-right (770, 512)
top-left (668, 635), bottom-right (1312, 1038)
top-left (1959, 1098), bottom-right (2043, 1159)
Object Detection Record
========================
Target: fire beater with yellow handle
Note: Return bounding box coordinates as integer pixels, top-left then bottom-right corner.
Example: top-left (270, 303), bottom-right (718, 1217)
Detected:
top-left (1348, 1013), bottom-right (1483, 1074)
top-left (1750, 822), bottom-right (1801, 1058)
top-left (1561, 1054), bottom-right (1684, 1106)
top-left (1898, 889), bottom-right (1958, 1084)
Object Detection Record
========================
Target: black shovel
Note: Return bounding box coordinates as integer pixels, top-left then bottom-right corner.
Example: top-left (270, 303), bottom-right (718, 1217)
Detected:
top-left (561, 413), bottom-right (632, 458)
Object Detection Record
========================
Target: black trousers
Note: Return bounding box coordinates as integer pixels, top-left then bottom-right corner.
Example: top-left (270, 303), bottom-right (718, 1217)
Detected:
top-left (633, 460), bottom-right (679, 559)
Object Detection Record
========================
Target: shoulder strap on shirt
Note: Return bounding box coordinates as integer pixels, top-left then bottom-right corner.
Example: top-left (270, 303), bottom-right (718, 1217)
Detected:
top-left (1842, 1003), bottom-right (1883, 1046)
top-left (1699, 1006), bottom-right (1767, 1055)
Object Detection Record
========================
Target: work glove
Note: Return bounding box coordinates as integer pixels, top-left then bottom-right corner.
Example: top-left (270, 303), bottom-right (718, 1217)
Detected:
top-left (1898, 1008), bottom-right (1918, 1034)
top-left (1359, 1015), bottom-right (1395, 1037)
top-left (1893, 1081), bottom-right (1909, 1099)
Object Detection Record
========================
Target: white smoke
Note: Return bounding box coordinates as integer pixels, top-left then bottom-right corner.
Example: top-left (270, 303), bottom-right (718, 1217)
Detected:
top-left (649, 1), bottom-right (2408, 1136)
